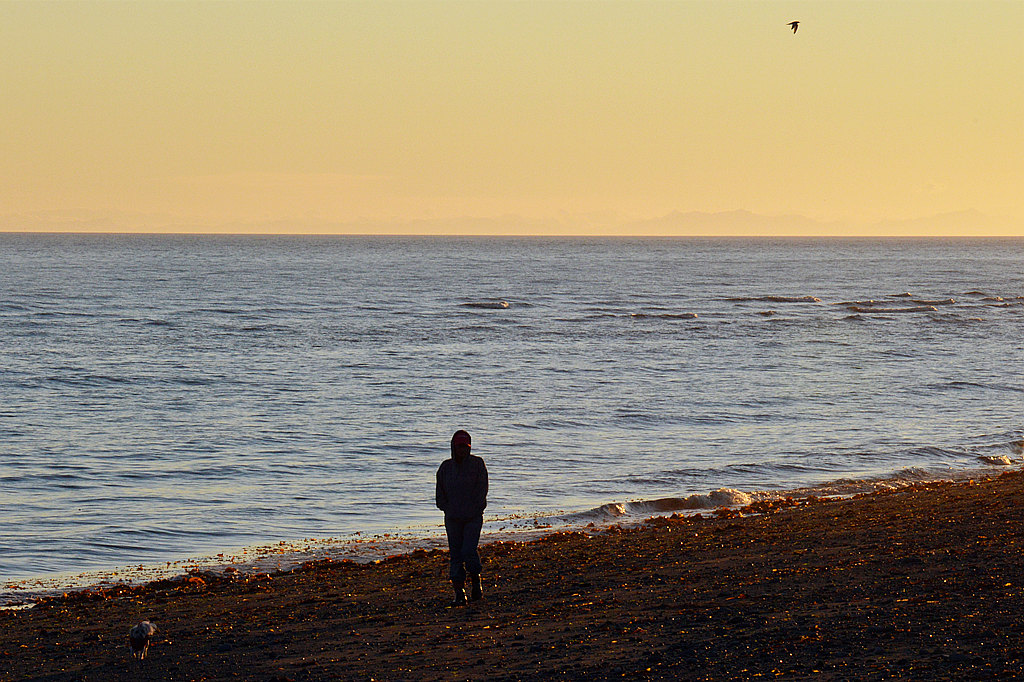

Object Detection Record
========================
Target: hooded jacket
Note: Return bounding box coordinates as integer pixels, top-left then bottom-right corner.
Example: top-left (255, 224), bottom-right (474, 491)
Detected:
top-left (435, 454), bottom-right (488, 519)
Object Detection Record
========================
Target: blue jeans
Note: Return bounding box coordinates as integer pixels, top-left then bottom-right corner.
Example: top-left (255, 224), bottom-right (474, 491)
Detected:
top-left (444, 514), bottom-right (483, 581)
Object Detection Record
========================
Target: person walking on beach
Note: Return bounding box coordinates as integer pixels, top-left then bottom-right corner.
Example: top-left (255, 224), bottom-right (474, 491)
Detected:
top-left (436, 430), bottom-right (488, 606)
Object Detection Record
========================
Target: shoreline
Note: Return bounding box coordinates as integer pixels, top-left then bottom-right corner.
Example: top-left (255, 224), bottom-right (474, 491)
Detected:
top-left (4, 471), bottom-right (1024, 680)
top-left (2, 463), bottom-right (1017, 609)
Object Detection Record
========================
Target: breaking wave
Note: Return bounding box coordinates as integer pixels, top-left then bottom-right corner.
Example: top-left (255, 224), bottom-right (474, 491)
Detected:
top-left (560, 489), bottom-right (755, 524)
top-left (546, 440), bottom-right (1024, 529)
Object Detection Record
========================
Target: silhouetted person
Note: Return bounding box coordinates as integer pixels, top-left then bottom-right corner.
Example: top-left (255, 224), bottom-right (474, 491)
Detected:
top-left (436, 430), bottom-right (488, 605)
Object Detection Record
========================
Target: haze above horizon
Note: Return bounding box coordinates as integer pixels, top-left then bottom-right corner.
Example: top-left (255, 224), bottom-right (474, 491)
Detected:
top-left (2, 1), bottom-right (1021, 236)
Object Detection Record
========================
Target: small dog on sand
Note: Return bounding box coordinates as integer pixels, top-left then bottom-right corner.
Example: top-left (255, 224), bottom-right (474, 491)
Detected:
top-left (129, 621), bottom-right (157, 660)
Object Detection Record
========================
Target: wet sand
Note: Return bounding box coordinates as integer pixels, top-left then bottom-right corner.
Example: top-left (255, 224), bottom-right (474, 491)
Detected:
top-left (3, 471), bottom-right (1024, 681)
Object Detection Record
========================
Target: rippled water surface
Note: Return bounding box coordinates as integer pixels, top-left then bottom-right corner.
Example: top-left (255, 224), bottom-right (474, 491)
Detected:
top-left (1, 235), bottom-right (1022, 584)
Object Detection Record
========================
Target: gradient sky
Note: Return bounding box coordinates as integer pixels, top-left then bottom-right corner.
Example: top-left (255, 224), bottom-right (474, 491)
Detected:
top-left (1, 1), bottom-right (1021, 235)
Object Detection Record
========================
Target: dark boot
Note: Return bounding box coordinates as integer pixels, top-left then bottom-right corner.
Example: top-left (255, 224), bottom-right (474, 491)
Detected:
top-left (469, 573), bottom-right (482, 601)
top-left (450, 579), bottom-right (467, 606)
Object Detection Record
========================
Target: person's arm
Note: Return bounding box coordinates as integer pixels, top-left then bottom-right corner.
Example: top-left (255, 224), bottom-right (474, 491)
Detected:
top-left (476, 459), bottom-right (488, 513)
top-left (436, 464), bottom-right (448, 512)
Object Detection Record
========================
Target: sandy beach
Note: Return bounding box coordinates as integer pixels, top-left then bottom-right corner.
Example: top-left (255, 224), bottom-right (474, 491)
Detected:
top-left (3, 471), bottom-right (1024, 681)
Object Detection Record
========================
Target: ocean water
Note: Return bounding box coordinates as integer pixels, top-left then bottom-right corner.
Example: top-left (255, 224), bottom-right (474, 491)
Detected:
top-left (1, 234), bottom-right (1022, 598)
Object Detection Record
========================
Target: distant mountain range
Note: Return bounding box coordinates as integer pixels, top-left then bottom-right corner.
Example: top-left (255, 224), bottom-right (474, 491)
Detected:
top-left (871, 209), bottom-right (1021, 237)
top-left (620, 210), bottom-right (841, 237)
top-left (1, 208), bottom-right (1020, 236)
top-left (619, 209), bottom-right (1022, 237)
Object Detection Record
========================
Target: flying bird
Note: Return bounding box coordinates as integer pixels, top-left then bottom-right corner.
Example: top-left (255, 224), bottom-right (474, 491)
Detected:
top-left (788, 21), bottom-right (800, 34)
top-left (129, 621), bottom-right (157, 660)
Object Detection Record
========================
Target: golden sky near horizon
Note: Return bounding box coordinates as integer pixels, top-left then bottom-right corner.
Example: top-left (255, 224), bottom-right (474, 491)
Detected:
top-left (1, 0), bottom-right (1021, 235)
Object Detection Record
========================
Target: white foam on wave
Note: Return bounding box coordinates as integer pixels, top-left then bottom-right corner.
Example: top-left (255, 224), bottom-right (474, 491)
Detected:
top-left (978, 455), bottom-right (1014, 466)
top-left (558, 488), bottom-right (757, 525)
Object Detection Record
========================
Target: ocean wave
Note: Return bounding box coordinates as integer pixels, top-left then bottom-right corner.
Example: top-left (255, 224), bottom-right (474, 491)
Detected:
top-left (981, 435), bottom-right (1024, 455)
top-left (847, 305), bottom-right (937, 314)
top-left (946, 382), bottom-right (1019, 393)
top-left (611, 411), bottom-right (676, 426)
top-left (579, 313), bottom-right (621, 320)
top-left (532, 417), bottom-right (596, 429)
top-left (927, 314), bottom-right (984, 325)
top-left (238, 324), bottom-right (297, 333)
top-left (787, 469), bottom-right (934, 494)
top-left (560, 488), bottom-right (756, 524)
top-left (45, 374), bottom-right (131, 386)
top-left (912, 298), bottom-right (956, 306)
top-left (172, 377), bottom-right (217, 386)
top-left (941, 381), bottom-right (1024, 394)
top-left (726, 295), bottom-right (821, 303)
top-left (30, 310), bottom-right (98, 318)
top-left (195, 308), bottom-right (243, 315)
top-left (945, 380), bottom-right (989, 390)
top-left (461, 301), bottom-right (510, 310)
top-left (555, 460), bottom-right (1024, 528)
top-left (833, 300), bottom-right (889, 307)
top-left (629, 312), bottom-right (698, 320)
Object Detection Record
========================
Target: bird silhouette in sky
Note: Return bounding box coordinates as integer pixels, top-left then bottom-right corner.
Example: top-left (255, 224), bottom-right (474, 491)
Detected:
top-left (788, 21), bottom-right (800, 34)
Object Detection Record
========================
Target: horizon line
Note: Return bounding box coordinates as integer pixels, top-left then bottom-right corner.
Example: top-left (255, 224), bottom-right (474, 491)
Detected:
top-left (3, 230), bottom-right (1023, 240)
